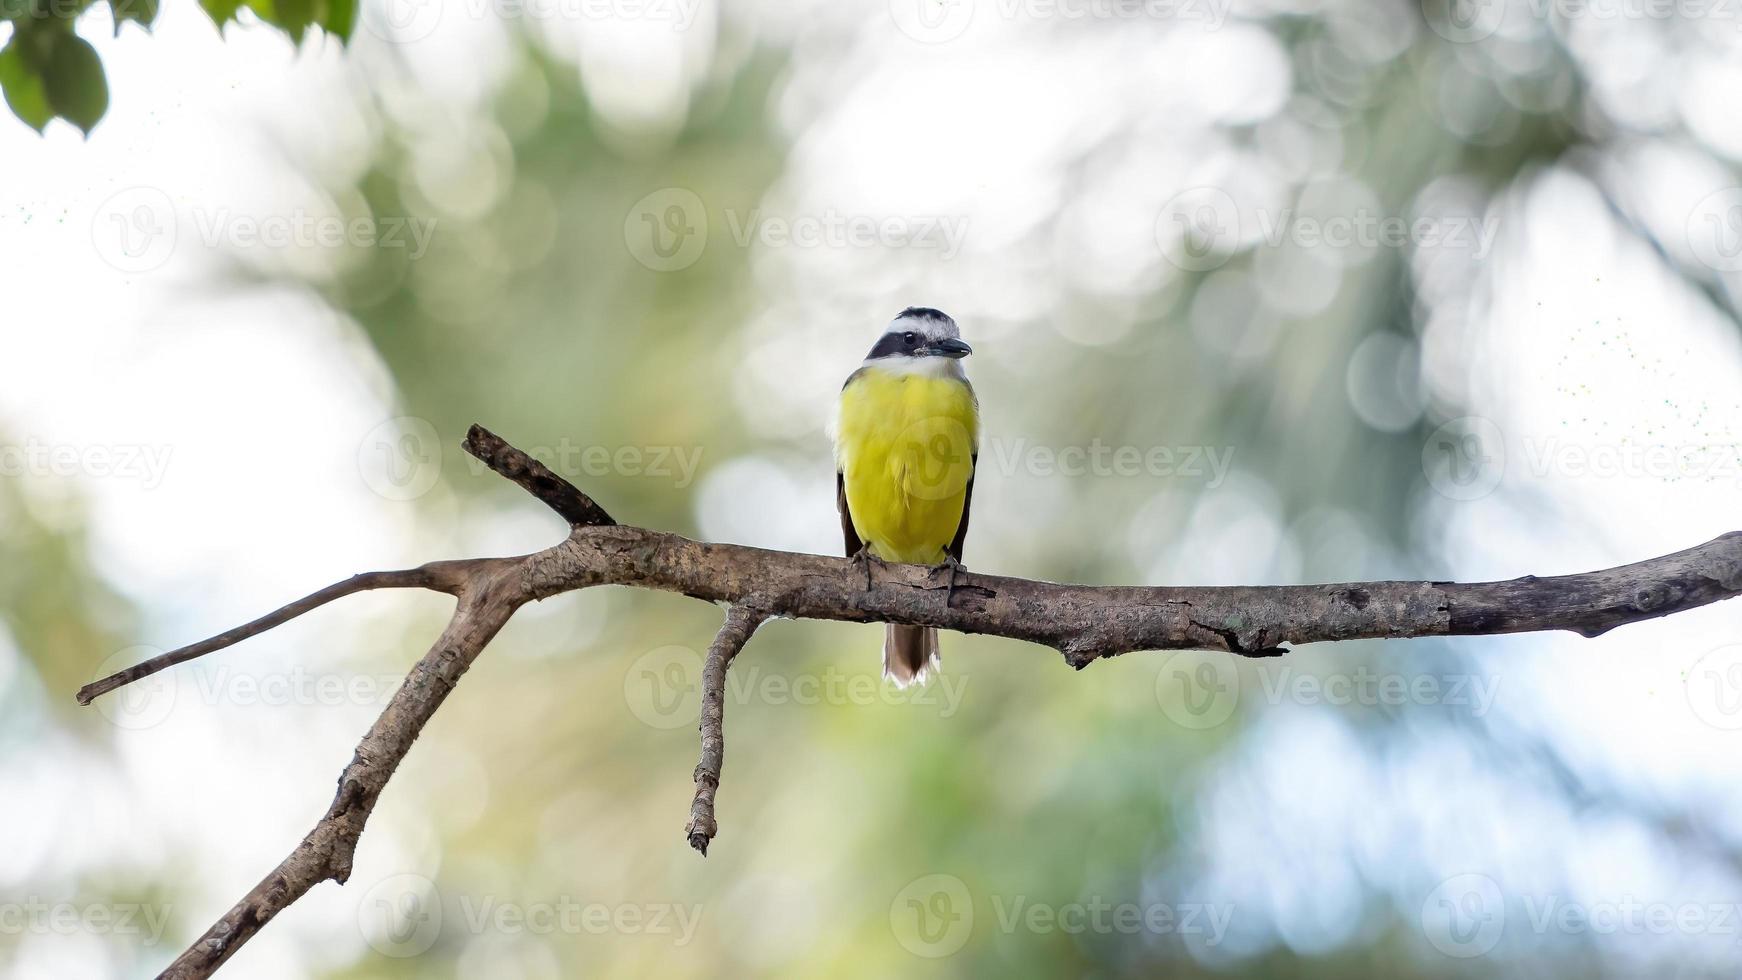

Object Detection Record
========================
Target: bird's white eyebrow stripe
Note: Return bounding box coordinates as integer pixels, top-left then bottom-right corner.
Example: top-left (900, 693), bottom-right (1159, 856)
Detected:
top-left (891, 310), bottom-right (959, 340)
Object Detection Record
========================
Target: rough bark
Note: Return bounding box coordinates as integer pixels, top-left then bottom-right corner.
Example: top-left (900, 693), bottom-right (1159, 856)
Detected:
top-left (684, 603), bottom-right (767, 856)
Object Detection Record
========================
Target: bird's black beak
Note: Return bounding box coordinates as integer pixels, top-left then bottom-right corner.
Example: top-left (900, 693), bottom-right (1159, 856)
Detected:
top-left (922, 338), bottom-right (973, 359)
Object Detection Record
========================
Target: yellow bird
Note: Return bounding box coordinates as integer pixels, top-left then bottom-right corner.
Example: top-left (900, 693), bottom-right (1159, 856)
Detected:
top-left (835, 307), bottom-right (979, 686)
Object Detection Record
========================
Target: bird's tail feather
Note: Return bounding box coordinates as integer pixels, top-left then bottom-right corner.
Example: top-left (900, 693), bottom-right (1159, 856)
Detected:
top-left (883, 625), bottom-right (940, 687)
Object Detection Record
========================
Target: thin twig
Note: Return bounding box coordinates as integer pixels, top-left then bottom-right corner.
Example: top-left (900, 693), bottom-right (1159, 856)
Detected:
top-left (685, 603), bottom-right (767, 856)
top-left (463, 423), bottom-right (616, 527)
top-left (75, 563), bottom-right (471, 705)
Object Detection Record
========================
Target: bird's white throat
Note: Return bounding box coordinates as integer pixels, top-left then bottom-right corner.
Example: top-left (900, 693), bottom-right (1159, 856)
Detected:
top-left (858, 355), bottom-right (968, 380)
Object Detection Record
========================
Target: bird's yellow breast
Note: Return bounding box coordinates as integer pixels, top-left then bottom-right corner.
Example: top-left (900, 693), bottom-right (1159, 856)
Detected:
top-left (836, 366), bottom-right (979, 564)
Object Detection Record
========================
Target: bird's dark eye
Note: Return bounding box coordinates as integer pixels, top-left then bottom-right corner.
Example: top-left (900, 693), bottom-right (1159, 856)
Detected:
top-left (902, 332), bottom-right (917, 346)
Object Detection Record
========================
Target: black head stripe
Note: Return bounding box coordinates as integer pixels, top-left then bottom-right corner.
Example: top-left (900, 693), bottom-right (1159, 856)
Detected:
top-left (866, 331), bottom-right (911, 359)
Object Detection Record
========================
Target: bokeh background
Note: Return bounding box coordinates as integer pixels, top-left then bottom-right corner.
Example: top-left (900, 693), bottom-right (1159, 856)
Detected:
top-left (6, 0), bottom-right (1742, 976)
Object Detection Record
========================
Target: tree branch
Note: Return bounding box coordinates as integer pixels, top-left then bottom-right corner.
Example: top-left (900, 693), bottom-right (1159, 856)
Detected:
top-left (76, 563), bottom-right (471, 705)
top-left (75, 424), bottom-right (1742, 978)
top-left (685, 603), bottom-right (767, 856)
top-left (463, 423), bottom-right (616, 527)
top-left (516, 523), bottom-right (1742, 666)
top-left (156, 562), bottom-right (523, 979)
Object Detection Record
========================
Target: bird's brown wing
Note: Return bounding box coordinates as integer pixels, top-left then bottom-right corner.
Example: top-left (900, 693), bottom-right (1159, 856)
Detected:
top-left (837, 469), bottom-right (863, 557)
top-left (946, 453), bottom-right (976, 562)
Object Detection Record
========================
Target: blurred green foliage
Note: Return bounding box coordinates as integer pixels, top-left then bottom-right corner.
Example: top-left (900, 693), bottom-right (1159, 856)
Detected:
top-left (0, 437), bottom-right (137, 723)
top-left (0, 0), bottom-right (351, 133)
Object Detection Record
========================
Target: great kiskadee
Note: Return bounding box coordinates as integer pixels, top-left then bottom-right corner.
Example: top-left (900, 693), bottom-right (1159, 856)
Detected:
top-left (835, 307), bottom-right (978, 686)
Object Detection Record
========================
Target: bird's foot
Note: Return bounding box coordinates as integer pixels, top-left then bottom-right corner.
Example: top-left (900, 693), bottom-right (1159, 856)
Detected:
top-left (930, 555), bottom-right (967, 608)
top-left (849, 547), bottom-right (885, 591)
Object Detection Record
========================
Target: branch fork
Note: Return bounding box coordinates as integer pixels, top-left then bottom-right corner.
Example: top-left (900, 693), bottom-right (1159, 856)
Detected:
top-left (76, 423), bottom-right (1742, 978)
